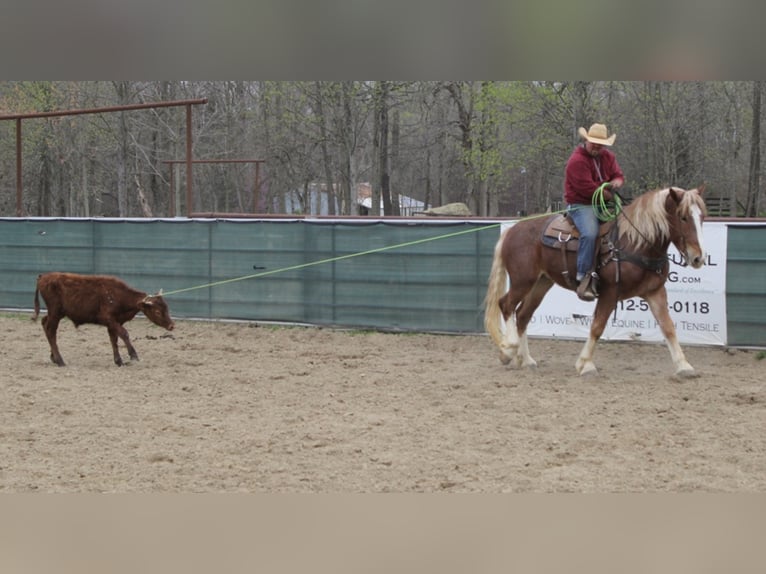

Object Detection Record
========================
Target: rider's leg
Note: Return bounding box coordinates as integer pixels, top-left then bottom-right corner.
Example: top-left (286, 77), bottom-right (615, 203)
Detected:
top-left (567, 204), bottom-right (600, 301)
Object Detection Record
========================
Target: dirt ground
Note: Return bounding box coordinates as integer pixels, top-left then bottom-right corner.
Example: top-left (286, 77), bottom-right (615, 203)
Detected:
top-left (1, 311), bottom-right (764, 493)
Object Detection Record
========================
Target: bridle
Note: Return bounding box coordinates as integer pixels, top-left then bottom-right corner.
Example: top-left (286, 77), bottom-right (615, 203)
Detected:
top-left (598, 192), bottom-right (695, 317)
top-left (607, 191), bottom-right (694, 270)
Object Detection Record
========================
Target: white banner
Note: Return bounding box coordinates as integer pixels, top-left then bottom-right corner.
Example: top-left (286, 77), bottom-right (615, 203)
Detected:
top-left (501, 221), bottom-right (728, 346)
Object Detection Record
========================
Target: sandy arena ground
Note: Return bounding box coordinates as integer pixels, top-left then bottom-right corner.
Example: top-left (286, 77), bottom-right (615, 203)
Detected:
top-left (0, 312), bottom-right (764, 492)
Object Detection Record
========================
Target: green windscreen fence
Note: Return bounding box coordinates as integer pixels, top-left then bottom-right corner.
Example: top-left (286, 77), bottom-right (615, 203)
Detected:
top-left (3, 217), bottom-right (765, 345)
top-left (725, 225), bottom-right (766, 347)
top-left (0, 218), bottom-right (502, 333)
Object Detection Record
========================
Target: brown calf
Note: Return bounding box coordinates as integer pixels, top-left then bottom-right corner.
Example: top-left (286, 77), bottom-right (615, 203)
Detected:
top-left (32, 272), bottom-right (175, 366)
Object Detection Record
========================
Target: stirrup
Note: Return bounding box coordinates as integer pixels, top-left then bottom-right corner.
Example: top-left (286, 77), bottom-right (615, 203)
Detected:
top-left (588, 271), bottom-right (599, 296)
top-left (576, 273), bottom-right (598, 302)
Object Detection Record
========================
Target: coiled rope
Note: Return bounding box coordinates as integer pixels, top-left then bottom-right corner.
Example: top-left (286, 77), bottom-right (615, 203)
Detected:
top-left (592, 182), bottom-right (623, 221)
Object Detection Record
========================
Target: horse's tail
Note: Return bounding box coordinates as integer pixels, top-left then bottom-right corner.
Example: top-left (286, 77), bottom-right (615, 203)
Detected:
top-left (483, 229), bottom-right (509, 348)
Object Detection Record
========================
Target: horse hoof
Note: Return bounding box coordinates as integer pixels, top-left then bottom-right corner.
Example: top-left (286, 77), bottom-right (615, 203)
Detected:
top-left (674, 368), bottom-right (699, 380)
top-left (579, 365), bottom-right (599, 377)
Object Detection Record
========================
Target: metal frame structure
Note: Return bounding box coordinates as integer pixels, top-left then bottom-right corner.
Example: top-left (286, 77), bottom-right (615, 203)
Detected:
top-left (0, 98), bottom-right (207, 216)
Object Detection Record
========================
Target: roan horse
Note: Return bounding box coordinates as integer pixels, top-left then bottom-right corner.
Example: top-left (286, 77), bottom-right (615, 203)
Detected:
top-left (484, 185), bottom-right (707, 377)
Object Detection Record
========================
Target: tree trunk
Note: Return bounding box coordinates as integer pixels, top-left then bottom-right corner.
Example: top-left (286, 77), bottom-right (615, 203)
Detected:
top-left (370, 88), bottom-right (380, 216)
top-left (443, 82), bottom-right (476, 213)
top-left (81, 154), bottom-right (90, 217)
top-left (37, 131), bottom-right (53, 217)
top-left (339, 82), bottom-right (354, 215)
top-left (746, 80), bottom-right (762, 217)
top-left (377, 81), bottom-right (392, 215)
top-left (112, 81), bottom-right (131, 217)
top-left (314, 82), bottom-right (336, 215)
top-left (390, 107), bottom-right (401, 215)
top-left (424, 148), bottom-right (432, 211)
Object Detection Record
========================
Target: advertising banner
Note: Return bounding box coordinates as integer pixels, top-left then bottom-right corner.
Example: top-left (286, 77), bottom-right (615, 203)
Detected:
top-left (500, 221), bottom-right (728, 346)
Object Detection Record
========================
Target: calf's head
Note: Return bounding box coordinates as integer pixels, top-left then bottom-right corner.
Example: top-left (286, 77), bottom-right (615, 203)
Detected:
top-left (140, 293), bottom-right (175, 331)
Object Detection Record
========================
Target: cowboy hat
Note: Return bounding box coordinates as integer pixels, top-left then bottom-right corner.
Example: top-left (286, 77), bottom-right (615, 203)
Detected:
top-left (578, 123), bottom-right (616, 146)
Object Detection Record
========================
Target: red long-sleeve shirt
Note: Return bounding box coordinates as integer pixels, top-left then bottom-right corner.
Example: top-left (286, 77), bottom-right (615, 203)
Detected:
top-left (564, 145), bottom-right (624, 205)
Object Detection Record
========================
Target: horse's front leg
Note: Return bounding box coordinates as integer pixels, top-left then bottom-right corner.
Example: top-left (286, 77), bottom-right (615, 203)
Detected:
top-left (575, 297), bottom-right (613, 376)
top-left (645, 288), bottom-right (696, 377)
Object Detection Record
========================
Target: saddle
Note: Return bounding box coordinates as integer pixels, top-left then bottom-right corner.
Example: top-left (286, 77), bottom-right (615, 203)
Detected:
top-left (541, 213), bottom-right (613, 251)
top-left (541, 213), bottom-right (615, 287)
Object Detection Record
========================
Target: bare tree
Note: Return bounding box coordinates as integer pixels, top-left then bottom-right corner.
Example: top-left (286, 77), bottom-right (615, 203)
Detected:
top-left (338, 81), bottom-right (355, 215)
top-left (112, 81), bottom-right (131, 217)
top-left (746, 80), bottom-right (762, 217)
top-left (442, 81), bottom-right (476, 212)
top-left (313, 82), bottom-right (337, 215)
top-left (375, 81), bottom-right (392, 215)
top-left (2, 81), bottom-right (765, 219)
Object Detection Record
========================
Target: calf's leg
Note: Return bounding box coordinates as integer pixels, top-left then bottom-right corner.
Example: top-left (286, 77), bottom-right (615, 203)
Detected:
top-left (41, 315), bottom-right (66, 367)
top-left (107, 326), bottom-right (126, 366)
top-left (107, 322), bottom-right (139, 366)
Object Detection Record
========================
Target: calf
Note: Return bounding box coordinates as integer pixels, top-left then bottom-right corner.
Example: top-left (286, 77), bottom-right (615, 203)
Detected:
top-left (32, 272), bottom-right (175, 366)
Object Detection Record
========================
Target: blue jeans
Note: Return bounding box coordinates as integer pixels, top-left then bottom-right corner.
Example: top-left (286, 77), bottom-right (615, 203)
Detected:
top-left (567, 204), bottom-right (600, 280)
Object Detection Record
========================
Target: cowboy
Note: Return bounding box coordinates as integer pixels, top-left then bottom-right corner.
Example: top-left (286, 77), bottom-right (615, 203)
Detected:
top-left (564, 122), bottom-right (625, 301)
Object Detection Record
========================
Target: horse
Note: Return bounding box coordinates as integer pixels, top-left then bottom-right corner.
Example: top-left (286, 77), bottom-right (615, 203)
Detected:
top-left (484, 185), bottom-right (707, 377)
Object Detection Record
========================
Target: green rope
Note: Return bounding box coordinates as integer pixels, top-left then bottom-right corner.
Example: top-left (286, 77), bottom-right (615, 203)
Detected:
top-left (159, 209), bottom-right (568, 298)
top-left (162, 222), bottom-right (505, 296)
top-left (592, 182), bottom-right (622, 221)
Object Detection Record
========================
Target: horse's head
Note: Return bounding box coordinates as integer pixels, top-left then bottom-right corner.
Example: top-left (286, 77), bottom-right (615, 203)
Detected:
top-left (667, 184), bottom-right (707, 269)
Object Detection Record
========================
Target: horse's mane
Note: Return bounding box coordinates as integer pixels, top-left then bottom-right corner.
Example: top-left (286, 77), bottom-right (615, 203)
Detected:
top-left (617, 187), bottom-right (705, 248)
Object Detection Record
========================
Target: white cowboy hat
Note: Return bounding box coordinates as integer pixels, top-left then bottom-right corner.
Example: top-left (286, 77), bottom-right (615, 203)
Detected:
top-left (578, 123), bottom-right (616, 146)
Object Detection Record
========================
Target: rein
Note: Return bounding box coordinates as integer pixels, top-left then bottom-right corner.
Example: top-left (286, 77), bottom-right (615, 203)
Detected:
top-left (592, 183), bottom-right (677, 272)
top-left (605, 190), bottom-right (690, 269)
top-left (599, 190), bottom-right (687, 319)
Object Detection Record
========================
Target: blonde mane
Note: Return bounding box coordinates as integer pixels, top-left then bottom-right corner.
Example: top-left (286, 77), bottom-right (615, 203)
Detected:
top-left (617, 187), bottom-right (705, 248)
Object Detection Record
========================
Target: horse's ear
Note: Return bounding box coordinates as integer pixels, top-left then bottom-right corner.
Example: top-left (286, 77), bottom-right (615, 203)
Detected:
top-left (697, 183), bottom-right (706, 195)
top-left (668, 187), bottom-right (683, 204)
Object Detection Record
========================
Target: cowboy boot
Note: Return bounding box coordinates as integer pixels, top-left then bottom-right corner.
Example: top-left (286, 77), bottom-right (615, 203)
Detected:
top-left (576, 273), bottom-right (597, 302)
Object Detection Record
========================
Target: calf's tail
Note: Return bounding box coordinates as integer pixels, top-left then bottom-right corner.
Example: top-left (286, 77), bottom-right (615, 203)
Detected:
top-left (32, 278), bottom-right (41, 322)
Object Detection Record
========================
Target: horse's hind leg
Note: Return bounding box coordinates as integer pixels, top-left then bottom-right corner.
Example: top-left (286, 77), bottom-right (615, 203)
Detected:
top-left (513, 275), bottom-right (554, 368)
top-left (497, 291), bottom-right (521, 365)
top-left (497, 279), bottom-right (539, 366)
